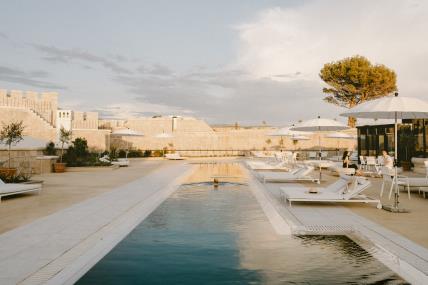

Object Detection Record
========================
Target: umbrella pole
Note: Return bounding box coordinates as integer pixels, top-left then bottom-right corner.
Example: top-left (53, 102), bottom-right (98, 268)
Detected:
top-left (318, 130), bottom-right (322, 181)
top-left (383, 113), bottom-right (409, 213)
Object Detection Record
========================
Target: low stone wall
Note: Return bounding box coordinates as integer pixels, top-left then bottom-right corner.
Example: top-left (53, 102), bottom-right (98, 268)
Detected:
top-left (0, 149), bottom-right (53, 175)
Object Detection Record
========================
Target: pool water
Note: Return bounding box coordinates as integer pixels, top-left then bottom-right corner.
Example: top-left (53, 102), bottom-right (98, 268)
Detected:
top-left (77, 182), bottom-right (407, 284)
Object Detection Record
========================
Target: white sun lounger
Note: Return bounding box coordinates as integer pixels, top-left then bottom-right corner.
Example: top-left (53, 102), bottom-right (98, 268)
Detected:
top-left (165, 153), bottom-right (185, 160)
top-left (245, 160), bottom-right (290, 171)
top-left (0, 179), bottom-right (42, 202)
top-left (281, 176), bottom-right (381, 208)
top-left (100, 155), bottom-right (129, 167)
top-left (259, 166), bottom-right (319, 183)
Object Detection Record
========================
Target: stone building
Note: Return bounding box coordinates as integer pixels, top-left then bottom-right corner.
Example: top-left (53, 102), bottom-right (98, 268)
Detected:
top-left (1, 88), bottom-right (357, 155)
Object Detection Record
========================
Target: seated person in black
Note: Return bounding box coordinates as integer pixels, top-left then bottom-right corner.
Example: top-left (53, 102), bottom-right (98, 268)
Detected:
top-left (342, 151), bottom-right (358, 170)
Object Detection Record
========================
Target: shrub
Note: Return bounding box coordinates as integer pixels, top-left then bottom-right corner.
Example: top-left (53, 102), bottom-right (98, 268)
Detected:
top-left (143, 150), bottom-right (152, 157)
top-left (128, 149), bottom-right (143, 158)
top-left (118, 149), bottom-right (127, 158)
top-left (44, 141), bottom-right (57, 156)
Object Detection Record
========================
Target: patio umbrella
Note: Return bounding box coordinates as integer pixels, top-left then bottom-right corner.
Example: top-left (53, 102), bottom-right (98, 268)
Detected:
top-left (341, 93), bottom-right (428, 212)
top-left (325, 132), bottom-right (356, 156)
top-left (269, 126), bottom-right (313, 150)
top-left (111, 128), bottom-right (144, 158)
top-left (290, 134), bottom-right (310, 152)
top-left (291, 116), bottom-right (348, 180)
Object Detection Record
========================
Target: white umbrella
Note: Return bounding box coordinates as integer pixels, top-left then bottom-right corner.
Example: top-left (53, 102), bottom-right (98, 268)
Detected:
top-left (111, 128), bottom-right (144, 158)
top-left (341, 93), bottom-right (428, 212)
top-left (291, 116), bottom-right (349, 180)
top-left (269, 126), bottom-right (312, 137)
top-left (325, 132), bottom-right (356, 155)
top-left (269, 126), bottom-right (312, 151)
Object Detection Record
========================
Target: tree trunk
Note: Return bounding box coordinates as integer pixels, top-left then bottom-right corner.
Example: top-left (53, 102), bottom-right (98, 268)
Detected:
top-left (348, 117), bottom-right (356, 128)
top-left (8, 144), bottom-right (11, 168)
top-left (60, 142), bottom-right (64, 163)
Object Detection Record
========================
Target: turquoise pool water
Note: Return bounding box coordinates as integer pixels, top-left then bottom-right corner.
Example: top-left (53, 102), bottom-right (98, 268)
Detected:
top-left (77, 183), bottom-right (407, 284)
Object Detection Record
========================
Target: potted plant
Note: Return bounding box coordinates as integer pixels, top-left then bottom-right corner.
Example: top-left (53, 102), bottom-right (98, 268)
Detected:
top-left (0, 121), bottom-right (25, 178)
top-left (54, 127), bottom-right (72, 173)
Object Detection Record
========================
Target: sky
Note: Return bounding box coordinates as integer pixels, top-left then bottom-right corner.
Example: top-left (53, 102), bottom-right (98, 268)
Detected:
top-left (0, 0), bottom-right (427, 125)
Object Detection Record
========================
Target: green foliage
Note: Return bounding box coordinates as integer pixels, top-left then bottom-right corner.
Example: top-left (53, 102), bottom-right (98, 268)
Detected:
top-left (143, 150), bottom-right (152, 157)
top-left (128, 149), bottom-right (144, 158)
top-left (0, 172), bottom-right (30, 183)
top-left (63, 137), bottom-right (90, 166)
top-left (320, 55), bottom-right (397, 127)
top-left (118, 149), bottom-right (127, 158)
top-left (44, 141), bottom-right (57, 156)
top-left (0, 121), bottom-right (25, 168)
top-left (58, 127), bottom-right (72, 162)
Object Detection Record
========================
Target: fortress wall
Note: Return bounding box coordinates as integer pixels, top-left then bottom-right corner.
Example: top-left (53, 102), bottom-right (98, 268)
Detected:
top-left (71, 129), bottom-right (110, 151)
top-left (122, 117), bottom-right (214, 135)
top-left (72, 111), bottom-right (99, 130)
top-left (0, 107), bottom-right (56, 142)
top-left (0, 89), bottom-right (58, 125)
top-left (111, 127), bottom-right (357, 156)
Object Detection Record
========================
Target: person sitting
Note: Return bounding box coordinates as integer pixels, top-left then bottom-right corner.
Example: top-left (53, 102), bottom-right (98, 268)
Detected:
top-left (342, 151), bottom-right (358, 170)
top-left (382, 149), bottom-right (394, 169)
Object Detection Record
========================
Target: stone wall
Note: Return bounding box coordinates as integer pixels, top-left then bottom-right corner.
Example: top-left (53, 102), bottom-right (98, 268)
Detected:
top-left (0, 107), bottom-right (56, 142)
top-left (71, 129), bottom-right (110, 151)
top-left (72, 111), bottom-right (99, 130)
top-left (0, 89), bottom-right (58, 126)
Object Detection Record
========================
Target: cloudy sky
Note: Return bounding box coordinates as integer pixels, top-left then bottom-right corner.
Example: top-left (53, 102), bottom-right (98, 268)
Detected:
top-left (0, 0), bottom-right (427, 125)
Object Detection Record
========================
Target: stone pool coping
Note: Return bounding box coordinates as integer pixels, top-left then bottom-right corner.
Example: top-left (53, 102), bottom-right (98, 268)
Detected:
top-left (0, 162), bottom-right (194, 285)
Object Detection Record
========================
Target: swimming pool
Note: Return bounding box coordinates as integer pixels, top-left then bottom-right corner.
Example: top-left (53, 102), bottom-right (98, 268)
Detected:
top-left (77, 171), bottom-right (407, 284)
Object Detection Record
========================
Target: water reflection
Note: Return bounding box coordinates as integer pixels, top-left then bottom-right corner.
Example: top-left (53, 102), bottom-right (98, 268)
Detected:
top-left (78, 163), bottom-right (407, 285)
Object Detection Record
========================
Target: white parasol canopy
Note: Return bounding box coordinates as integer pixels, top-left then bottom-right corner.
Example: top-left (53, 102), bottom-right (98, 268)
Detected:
top-left (325, 132), bottom-right (356, 139)
top-left (291, 117), bottom-right (348, 180)
top-left (269, 126), bottom-right (312, 137)
top-left (291, 117), bottom-right (349, 132)
top-left (341, 93), bottom-right (428, 212)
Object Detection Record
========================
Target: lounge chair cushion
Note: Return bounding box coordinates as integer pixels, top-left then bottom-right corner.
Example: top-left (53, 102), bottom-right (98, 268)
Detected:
top-left (0, 183), bottom-right (42, 194)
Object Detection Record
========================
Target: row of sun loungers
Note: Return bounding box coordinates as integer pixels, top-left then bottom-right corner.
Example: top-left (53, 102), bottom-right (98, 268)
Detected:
top-left (281, 175), bottom-right (381, 208)
top-left (257, 166), bottom-right (319, 183)
top-left (0, 178), bottom-right (42, 202)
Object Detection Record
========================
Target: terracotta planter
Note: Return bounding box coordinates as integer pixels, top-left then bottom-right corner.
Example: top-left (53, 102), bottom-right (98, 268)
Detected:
top-left (53, 163), bottom-right (66, 173)
top-left (0, 168), bottom-right (17, 178)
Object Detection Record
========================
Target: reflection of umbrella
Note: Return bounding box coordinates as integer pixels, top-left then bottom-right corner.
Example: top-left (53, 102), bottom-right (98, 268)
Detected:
top-left (111, 128), bottom-right (144, 158)
top-left (291, 117), bottom-right (348, 180)
top-left (341, 93), bottom-right (428, 213)
top-left (325, 132), bottom-right (356, 155)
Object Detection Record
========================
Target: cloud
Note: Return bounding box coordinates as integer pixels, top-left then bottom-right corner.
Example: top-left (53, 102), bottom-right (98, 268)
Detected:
top-left (137, 63), bottom-right (174, 76)
top-left (0, 32), bottom-right (8, 39)
top-left (0, 65), bottom-right (67, 89)
top-left (93, 102), bottom-right (193, 120)
top-left (235, 0), bottom-right (428, 96)
top-left (32, 44), bottom-right (133, 74)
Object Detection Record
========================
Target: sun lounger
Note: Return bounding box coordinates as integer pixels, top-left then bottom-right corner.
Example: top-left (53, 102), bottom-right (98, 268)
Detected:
top-left (100, 155), bottom-right (129, 166)
top-left (281, 176), bottom-right (381, 208)
top-left (259, 166), bottom-right (319, 183)
top-left (165, 153), bottom-right (185, 160)
top-left (0, 179), bottom-right (42, 202)
top-left (245, 160), bottom-right (290, 171)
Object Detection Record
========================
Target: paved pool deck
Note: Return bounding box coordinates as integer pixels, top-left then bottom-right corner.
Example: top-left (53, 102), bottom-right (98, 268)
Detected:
top-left (245, 167), bottom-right (428, 285)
